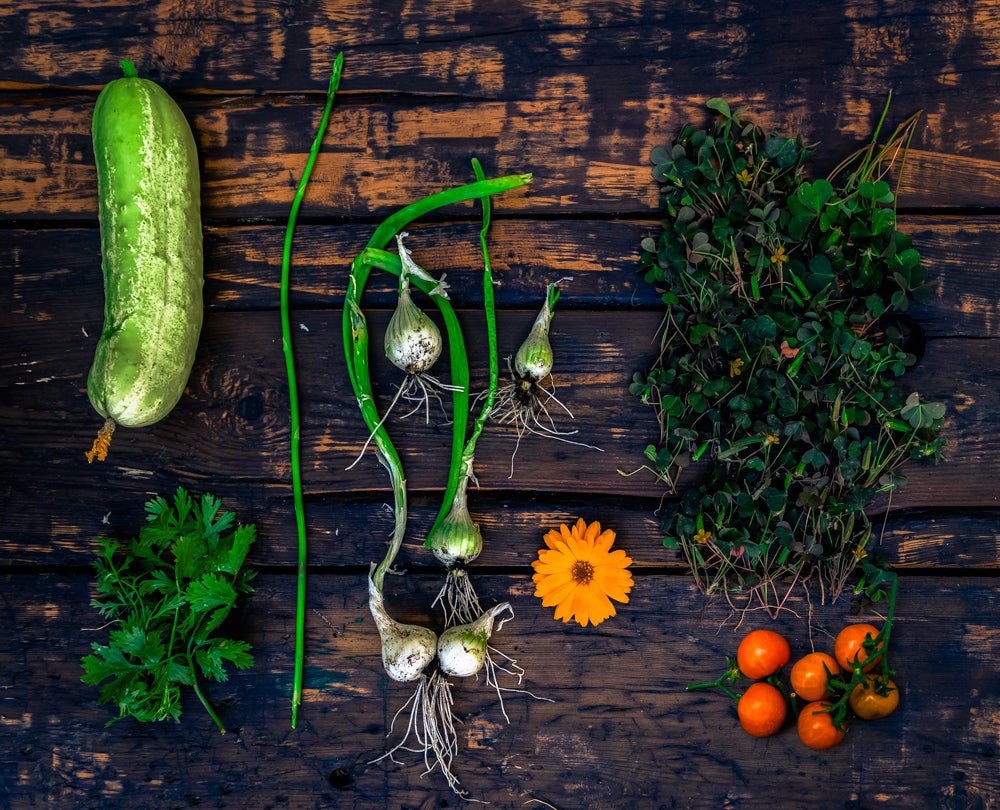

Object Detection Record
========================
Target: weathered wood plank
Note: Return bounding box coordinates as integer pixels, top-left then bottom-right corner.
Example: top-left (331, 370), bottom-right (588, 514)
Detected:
top-left (1, 305), bottom-right (995, 566)
top-left (0, 308), bottom-right (988, 498)
top-left (5, 214), bottom-right (999, 336)
top-left (0, 0), bottom-right (991, 106)
top-left (1, 572), bottom-right (997, 809)
top-left (3, 220), bottom-right (657, 313)
top-left (3, 90), bottom-right (1000, 223)
top-left (2, 483), bottom-right (998, 574)
top-left (5, 0), bottom-right (1000, 176)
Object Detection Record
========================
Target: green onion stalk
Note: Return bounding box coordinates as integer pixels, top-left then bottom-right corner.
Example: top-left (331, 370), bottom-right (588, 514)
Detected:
top-left (425, 160), bottom-right (524, 721)
top-left (280, 53), bottom-right (343, 729)
top-left (426, 158), bottom-right (504, 627)
top-left (343, 173), bottom-right (533, 569)
top-left (490, 279), bottom-right (603, 477)
top-left (343, 171), bottom-right (532, 590)
top-left (343, 170), bottom-right (530, 798)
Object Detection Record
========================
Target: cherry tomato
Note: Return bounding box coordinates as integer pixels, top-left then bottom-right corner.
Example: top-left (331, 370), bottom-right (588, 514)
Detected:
top-left (797, 701), bottom-right (846, 750)
top-left (790, 651), bottom-right (840, 702)
top-left (849, 677), bottom-right (900, 720)
top-left (834, 623), bottom-right (884, 672)
top-left (737, 681), bottom-right (787, 738)
top-left (736, 629), bottom-right (791, 679)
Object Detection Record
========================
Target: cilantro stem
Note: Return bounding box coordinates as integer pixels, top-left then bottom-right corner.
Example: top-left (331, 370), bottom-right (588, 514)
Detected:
top-left (281, 53), bottom-right (344, 729)
top-left (188, 654), bottom-right (226, 734)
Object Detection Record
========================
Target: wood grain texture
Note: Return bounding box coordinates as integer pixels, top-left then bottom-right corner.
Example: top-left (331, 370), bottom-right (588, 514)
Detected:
top-left (3, 0), bottom-right (999, 807)
top-left (6, 96), bottom-right (1000, 222)
top-left (5, 215), bottom-right (1000, 335)
top-left (1, 308), bottom-right (992, 545)
top-left (1, 573), bottom-right (998, 809)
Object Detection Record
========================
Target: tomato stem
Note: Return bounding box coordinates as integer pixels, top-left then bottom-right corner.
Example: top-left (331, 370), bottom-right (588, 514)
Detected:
top-left (818, 575), bottom-right (898, 731)
top-left (687, 659), bottom-right (743, 702)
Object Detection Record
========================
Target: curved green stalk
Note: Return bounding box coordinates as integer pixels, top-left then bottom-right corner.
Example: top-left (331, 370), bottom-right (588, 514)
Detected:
top-left (352, 248), bottom-right (470, 589)
top-left (461, 157), bottom-right (500, 464)
top-left (342, 173), bottom-right (531, 576)
top-left (424, 158), bottom-right (504, 544)
top-left (281, 53), bottom-right (343, 729)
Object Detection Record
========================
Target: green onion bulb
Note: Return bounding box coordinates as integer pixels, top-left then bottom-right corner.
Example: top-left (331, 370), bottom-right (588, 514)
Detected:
top-left (368, 571), bottom-right (437, 682)
top-left (514, 295), bottom-right (554, 381)
top-left (427, 475), bottom-right (482, 567)
top-left (437, 603), bottom-right (512, 678)
top-left (384, 282), bottom-right (443, 374)
top-left (384, 234), bottom-right (444, 374)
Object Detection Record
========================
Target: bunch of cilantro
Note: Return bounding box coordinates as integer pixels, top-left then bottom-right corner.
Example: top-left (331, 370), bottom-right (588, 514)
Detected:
top-left (82, 488), bottom-right (256, 733)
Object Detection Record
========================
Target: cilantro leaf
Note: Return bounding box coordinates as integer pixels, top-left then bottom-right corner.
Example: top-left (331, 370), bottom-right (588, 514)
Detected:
top-left (82, 488), bottom-right (256, 733)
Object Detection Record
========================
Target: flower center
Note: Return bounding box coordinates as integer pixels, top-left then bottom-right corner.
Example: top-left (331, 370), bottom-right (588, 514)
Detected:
top-left (570, 559), bottom-right (595, 585)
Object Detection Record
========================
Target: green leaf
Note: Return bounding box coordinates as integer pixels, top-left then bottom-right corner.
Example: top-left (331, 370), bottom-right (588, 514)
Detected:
top-left (650, 145), bottom-right (671, 165)
top-left (764, 137), bottom-right (800, 168)
top-left (806, 254), bottom-right (836, 293)
top-left (796, 179), bottom-right (833, 213)
top-left (760, 487), bottom-right (787, 514)
top-left (706, 98), bottom-right (732, 120)
top-left (186, 573), bottom-right (237, 614)
top-left (173, 533), bottom-right (206, 582)
top-left (82, 490), bottom-right (256, 730)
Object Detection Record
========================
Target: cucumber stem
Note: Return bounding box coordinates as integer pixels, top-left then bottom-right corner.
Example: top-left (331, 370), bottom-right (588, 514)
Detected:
top-left (85, 417), bottom-right (116, 464)
top-left (120, 60), bottom-right (138, 79)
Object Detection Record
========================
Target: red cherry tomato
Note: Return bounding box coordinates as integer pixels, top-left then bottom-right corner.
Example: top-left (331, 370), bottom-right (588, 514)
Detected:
top-left (797, 701), bottom-right (846, 750)
top-left (790, 651), bottom-right (840, 701)
top-left (737, 629), bottom-right (791, 679)
top-left (834, 623), bottom-right (883, 672)
top-left (737, 682), bottom-right (787, 737)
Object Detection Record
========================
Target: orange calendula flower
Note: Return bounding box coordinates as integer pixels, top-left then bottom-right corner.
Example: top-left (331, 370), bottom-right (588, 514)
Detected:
top-left (770, 245), bottom-right (788, 267)
top-left (532, 518), bottom-right (633, 627)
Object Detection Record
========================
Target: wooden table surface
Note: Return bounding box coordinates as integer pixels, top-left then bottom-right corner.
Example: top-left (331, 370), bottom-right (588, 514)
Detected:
top-left (2, 2), bottom-right (999, 808)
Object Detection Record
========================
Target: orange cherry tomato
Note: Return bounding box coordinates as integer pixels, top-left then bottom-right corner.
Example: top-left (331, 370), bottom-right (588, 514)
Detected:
top-left (834, 623), bottom-right (884, 672)
top-left (797, 701), bottom-right (847, 750)
top-left (790, 652), bottom-right (841, 702)
top-left (849, 677), bottom-right (900, 720)
top-left (737, 629), bottom-right (791, 679)
top-left (737, 681), bottom-right (787, 738)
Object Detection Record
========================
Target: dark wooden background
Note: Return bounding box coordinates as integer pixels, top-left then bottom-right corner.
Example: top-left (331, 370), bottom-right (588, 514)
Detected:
top-left (2, 2), bottom-right (999, 808)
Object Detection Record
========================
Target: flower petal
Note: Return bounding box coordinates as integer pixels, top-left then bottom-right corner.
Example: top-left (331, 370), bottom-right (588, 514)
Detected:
top-left (533, 518), bottom-right (633, 627)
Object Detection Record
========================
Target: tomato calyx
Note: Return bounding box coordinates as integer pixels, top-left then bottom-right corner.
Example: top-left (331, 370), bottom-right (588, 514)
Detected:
top-left (686, 656), bottom-right (744, 701)
top-left (814, 577), bottom-right (900, 731)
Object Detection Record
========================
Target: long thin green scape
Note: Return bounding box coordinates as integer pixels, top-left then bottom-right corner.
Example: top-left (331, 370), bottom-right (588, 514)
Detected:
top-left (280, 52), bottom-right (343, 729)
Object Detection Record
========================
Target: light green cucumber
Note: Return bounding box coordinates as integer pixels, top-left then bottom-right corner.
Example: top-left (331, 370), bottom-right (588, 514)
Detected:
top-left (87, 60), bottom-right (203, 461)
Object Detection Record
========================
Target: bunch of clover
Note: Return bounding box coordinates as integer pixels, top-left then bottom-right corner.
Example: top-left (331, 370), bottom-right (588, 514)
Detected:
top-left (631, 98), bottom-right (946, 612)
